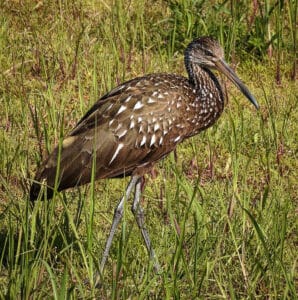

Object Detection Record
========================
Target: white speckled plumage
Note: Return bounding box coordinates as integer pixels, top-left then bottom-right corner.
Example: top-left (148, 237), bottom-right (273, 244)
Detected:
top-left (30, 37), bottom-right (259, 283)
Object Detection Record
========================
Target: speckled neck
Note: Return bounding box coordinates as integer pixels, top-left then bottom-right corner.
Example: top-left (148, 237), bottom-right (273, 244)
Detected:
top-left (184, 47), bottom-right (223, 102)
top-left (184, 45), bottom-right (196, 86)
top-left (184, 52), bottom-right (225, 135)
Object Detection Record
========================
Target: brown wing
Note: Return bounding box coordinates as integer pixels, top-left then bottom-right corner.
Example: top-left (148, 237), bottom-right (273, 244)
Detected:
top-left (30, 73), bottom-right (195, 199)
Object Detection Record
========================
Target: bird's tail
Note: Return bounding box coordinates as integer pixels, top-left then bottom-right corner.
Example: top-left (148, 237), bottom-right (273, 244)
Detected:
top-left (30, 179), bottom-right (54, 201)
top-left (29, 145), bottom-right (65, 201)
top-left (29, 135), bottom-right (93, 201)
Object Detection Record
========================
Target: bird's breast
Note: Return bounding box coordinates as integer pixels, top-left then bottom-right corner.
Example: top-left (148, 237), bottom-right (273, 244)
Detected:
top-left (182, 81), bottom-right (224, 137)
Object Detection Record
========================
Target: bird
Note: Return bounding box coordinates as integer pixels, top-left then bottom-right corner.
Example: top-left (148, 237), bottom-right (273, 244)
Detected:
top-left (30, 36), bottom-right (259, 283)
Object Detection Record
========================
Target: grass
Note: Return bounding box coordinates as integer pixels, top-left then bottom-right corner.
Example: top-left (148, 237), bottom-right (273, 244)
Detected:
top-left (0, 0), bottom-right (297, 299)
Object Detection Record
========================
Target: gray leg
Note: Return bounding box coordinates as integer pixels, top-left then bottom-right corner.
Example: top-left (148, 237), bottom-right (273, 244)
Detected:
top-left (94, 175), bottom-right (140, 286)
top-left (131, 177), bottom-right (160, 272)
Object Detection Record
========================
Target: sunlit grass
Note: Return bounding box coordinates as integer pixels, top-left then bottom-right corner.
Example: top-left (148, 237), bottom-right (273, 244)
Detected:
top-left (0, 0), bottom-right (297, 299)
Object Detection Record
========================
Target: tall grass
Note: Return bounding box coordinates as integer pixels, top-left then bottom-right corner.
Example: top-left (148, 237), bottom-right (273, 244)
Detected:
top-left (0, 0), bottom-right (297, 298)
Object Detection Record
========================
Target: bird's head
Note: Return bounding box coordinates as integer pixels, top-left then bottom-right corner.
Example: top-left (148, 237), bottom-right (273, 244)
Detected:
top-left (185, 36), bottom-right (259, 109)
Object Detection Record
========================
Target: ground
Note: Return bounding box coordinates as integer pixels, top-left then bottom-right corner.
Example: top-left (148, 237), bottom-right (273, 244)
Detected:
top-left (0, 1), bottom-right (297, 299)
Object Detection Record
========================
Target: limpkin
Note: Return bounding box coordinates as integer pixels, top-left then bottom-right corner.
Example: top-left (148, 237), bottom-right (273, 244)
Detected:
top-left (30, 37), bottom-right (259, 282)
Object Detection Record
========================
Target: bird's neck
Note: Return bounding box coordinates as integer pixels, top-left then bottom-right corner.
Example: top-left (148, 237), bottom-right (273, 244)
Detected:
top-left (184, 61), bottom-right (225, 134)
top-left (187, 61), bottom-right (225, 103)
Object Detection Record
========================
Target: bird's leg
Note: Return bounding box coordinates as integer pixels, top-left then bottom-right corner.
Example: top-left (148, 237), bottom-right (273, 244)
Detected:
top-left (98, 175), bottom-right (140, 275)
top-left (131, 176), bottom-right (161, 272)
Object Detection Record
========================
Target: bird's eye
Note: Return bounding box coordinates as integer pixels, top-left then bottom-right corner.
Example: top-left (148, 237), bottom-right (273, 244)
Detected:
top-left (197, 45), bottom-right (214, 57)
top-left (204, 49), bottom-right (214, 56)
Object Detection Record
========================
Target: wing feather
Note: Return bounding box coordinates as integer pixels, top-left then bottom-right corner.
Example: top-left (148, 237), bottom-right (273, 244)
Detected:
top-left (30, 73), bottom-right (193, 199)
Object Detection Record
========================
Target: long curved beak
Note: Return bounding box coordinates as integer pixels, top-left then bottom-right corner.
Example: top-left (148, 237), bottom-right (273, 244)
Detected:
top-left (214, 59), bottom-right (259, 109)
